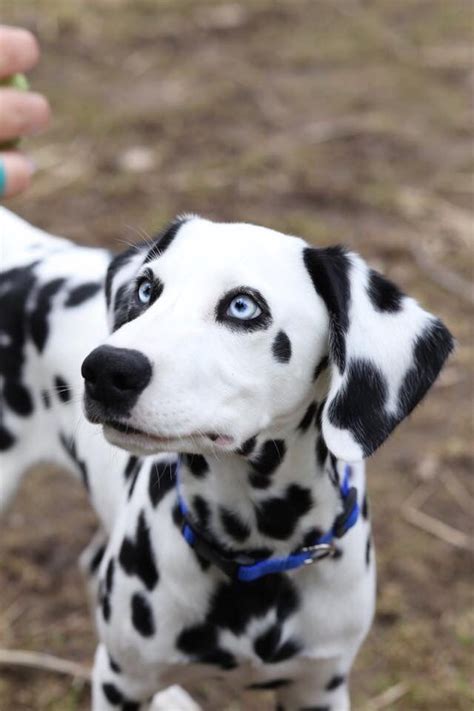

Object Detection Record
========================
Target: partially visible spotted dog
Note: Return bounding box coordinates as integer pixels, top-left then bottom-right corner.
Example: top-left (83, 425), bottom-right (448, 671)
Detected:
top-left (0, 208), bottom-right (453, 710)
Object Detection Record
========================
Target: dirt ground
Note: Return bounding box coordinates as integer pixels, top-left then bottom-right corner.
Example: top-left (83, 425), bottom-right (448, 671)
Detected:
top-left (0, 1), bottom-right (472, 709)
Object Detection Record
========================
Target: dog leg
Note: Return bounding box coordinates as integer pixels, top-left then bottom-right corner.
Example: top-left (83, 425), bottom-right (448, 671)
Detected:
top-left (275, 670), bottom-right (351, 711)
top-left (92, 643), bottom-right (155, 711)
top-left (0, 447), bottom-right (33, 516)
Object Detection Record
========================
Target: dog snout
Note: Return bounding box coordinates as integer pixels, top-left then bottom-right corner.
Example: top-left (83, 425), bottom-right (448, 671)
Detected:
top-left (81, 345), bottom-right (152, 413)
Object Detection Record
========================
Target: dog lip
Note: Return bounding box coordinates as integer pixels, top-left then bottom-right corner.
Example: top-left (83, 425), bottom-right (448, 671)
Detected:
top-left (104, 421), bottom-right (233, 445)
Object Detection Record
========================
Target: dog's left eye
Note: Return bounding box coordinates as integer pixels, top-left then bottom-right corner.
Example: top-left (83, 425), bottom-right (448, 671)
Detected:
top-left (227, 294), bottom-right (262, 320)
top-left (137, 279), bottom-right (152, 305)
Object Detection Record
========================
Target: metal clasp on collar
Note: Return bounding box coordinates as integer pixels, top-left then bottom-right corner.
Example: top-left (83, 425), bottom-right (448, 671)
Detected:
top-left (301, 542), bottom-right (336, 565)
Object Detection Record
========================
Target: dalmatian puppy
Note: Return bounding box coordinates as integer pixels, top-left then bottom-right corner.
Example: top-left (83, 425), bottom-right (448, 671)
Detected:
top-left (83, 216), bottom-right (453, 710)
top-left (0, 209), bottom-right (453, 710)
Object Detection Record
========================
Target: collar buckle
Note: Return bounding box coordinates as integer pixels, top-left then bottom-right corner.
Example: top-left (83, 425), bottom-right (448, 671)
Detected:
top-left (301, 542), bottom-right (336, 565)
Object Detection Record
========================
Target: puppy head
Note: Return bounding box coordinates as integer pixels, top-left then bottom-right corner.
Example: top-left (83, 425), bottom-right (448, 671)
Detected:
top-left (82, 215), bottom-right (453, 459)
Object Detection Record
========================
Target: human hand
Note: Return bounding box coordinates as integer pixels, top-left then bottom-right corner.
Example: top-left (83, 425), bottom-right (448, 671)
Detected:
top-left (0, 25), bottom-right (51, 198)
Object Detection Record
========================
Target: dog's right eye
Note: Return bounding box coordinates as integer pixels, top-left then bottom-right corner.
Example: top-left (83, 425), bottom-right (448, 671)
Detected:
top-left (137, 279), bottom-right (153, 305)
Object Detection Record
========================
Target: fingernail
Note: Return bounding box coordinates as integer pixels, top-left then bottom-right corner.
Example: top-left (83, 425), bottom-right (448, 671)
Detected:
top-left (0, 159), bottom-right (6, 197)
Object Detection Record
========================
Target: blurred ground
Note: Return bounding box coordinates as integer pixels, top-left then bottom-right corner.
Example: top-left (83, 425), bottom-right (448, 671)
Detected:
top-left (0, 1), bottom-right (472, 709)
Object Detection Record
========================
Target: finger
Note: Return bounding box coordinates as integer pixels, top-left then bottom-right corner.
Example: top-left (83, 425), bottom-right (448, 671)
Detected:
top-left (0, 26), bottom-right (40, 77)
top-left (0, 152), bottom-right (36, 198)
top-left (0, 89), bottom-right (51, 140)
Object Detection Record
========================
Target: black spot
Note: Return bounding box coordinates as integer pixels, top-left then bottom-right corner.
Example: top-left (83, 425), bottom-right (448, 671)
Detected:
top-left (0, 264), bottom-right (38, 427)
top-left (255, 485), bottom-right (313, 540)
top-left (270, 639), bottom-right (301, 663)
top-left (296, 526), bottom-right (324, 552)
top-left (303, 246), bottom-right (351, 373)
top-left (254, 624), bottom-right (282, 662)
top-left (102, 682), bottom-right (123, 705)
top-left (248, 472), bottom-right (272, 489)
top-left (108, 654), bottom-right (121, 674)
top-left (316, 435), bottom-right (328, 467)
top-left (29, 278), bottom-right (66, 352)
top-left (65, 282), bottom-right (101, 307)
top-left (220, 507), bottom-right (250, 542)
top-left (237, 436), bottom-right (257, 457)
top-left (119, 511), bottom-right (159, 590)
top-left (4, 380), bottom-right (33, 416)
top-left (298, 402), bottom-right (317, 433)
top-left (59, 432), bottom-right (89, 490)
top-left (367, 270), bottom-right (403, 313)
top-left (200, 649), bottom-right (237, 670)
top-left (208, 574), bottom-right (299, 636)
top-left (251, 439), bottom-right (286, 476)
top-left (89, 544), bottom-right (106, 574)
top-left (0, 425), bottom-right (15, 450)
top-left (328, 359), bottom-right (391, 458)
top-left (326, 674), bottom-right (345, 691)
top-left (272, 330), bottom-right (292, 363)
top-left (100, 558), bottom-right (115, 622)
top-left (102, 682), bottom-right (140, 710)
top-left (366, 534), bottom-right (372, 566)
top-left (332, 547), bottom-right (343, 560)
top-left (177, 622), bottom-right (238, 668)
top-left (41, 390), bottom-right (51, 408)
top-left (184, 453), bottom-right (209, 478)
top-left (148, 459), bottom-right (177, 507)
top-left (127, 467), bottom-right (140, 499)
top-left (362, 493), bottom-right (369, 519)
top-left (299, 707), bottom-right (330, 711)
top-left (316, 399), bottom-right (326, 431)
top-left (313, 355), bottom-right (329, 382)
top-left (248, 678), bottom-right (291, 690)
top-left (124, 455), bottom-right (139, 481)
top-left (144, 217), bottom-right (188, 263)
top-left (192, 495), bottom-right (211, 530)
top-left (131, 592), bottom-right (155, 637)
top-left (105, 558), bottom-right (114, 592)
top-left (54, 375), bottom-right (71, 403)
top-left (177, 622), bottom-right (216, 655)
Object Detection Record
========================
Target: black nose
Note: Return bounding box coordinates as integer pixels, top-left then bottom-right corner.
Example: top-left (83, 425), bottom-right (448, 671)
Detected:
top-left (82, 345), bottom-right (152, 413)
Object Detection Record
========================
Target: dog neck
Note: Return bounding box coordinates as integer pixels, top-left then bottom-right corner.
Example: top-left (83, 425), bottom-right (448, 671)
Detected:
top-left (177, 400), bottom-right (344, 558)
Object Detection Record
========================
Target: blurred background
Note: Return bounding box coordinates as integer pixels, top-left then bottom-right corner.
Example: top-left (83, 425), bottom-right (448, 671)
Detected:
top-left (0, 1), bottom-right (472, 709)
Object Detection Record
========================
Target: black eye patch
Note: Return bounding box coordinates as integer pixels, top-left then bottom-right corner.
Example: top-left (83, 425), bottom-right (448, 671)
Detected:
top-left (215, 287), bottom-right (272, 332)
top-left (113, 270), bottom-right (164, 330)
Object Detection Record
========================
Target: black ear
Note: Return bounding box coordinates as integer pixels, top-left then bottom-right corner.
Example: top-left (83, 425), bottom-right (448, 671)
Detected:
top-left (303, 247), bottom-right (454, 461)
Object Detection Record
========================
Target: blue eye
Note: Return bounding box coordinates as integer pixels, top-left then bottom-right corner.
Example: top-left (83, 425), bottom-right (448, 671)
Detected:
top-left (137, 279), bottom-right (152, 305)
top-left (227, 294), bottom-right (261, 320)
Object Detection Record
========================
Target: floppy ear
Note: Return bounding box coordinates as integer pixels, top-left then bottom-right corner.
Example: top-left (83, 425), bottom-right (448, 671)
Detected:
top-left (105, 245), bottom-right (148, 331)
top-left (303, 246), bottom-right (454, 461)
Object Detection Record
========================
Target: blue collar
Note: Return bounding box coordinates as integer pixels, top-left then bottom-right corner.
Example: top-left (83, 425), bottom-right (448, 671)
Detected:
top-left (176, 460), bottom-right (359, 583)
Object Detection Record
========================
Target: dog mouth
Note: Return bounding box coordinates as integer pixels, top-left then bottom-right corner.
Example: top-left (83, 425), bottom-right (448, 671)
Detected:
top-left (103, 419), bottom-right (234, 448)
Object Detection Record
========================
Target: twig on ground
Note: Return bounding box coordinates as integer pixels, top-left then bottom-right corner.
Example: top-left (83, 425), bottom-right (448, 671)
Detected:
top-left (402, 500), bottom-right (471, 550)
top-left (440, 471), bottom-right (474, 517)
top-left (0, 648), bottom-right (91, 681)
top-left (366, 681), bottom-right (410, 710)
